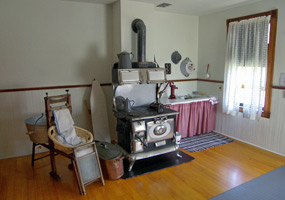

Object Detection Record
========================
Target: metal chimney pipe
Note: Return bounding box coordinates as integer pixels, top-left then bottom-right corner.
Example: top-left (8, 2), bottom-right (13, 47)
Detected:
top-left (132, 19), bottom-right (146, 62)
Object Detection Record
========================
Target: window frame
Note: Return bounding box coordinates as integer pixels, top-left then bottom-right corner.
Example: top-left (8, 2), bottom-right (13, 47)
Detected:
top-left (226, 9), bottom-right (278, 118)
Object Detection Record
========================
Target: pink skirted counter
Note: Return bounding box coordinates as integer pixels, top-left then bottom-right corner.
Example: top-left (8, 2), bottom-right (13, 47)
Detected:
top-left (160, 96), bottom-right (218, 138)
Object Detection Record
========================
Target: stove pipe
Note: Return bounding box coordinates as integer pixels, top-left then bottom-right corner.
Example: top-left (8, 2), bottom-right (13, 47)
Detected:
top-left (132, 19), bottom-right (146, 62)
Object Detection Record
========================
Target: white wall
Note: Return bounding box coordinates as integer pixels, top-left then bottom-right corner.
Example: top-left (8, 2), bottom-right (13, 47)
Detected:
top-left (3, 0), bottom-right (283, 158)
top-left (112, 0), bottom-right (121, 61)
top-left (0, 0), bottom-right (115, 159)
top-left (0, 0), bottom-right (200, 159)
top-left (120, 0), bottom-right (199, 98)
top-left (0, 88), bottom-right (91, 158)
top-left (153, 11), bottom-right (199, 97)
top-left (0, 0), bottom-right (114, 88)
top-left (120, 0), bottom-right (155, 60)
top-left (198, 0), bottom-right (285, 155)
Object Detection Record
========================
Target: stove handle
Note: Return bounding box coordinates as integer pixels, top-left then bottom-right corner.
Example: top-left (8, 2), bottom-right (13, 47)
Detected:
top-left (161, 116), bottom-right (168, 121)
top-left (158, 116), bottom-right (168, 124)
top-left (99, 143), bottom-right (108, 149)
top-left (154, 116), bottom-right (168, 124)
top-left (135, 134), bottom-right (147, 147)
top-left (155, 120), bottom-right (161, 124)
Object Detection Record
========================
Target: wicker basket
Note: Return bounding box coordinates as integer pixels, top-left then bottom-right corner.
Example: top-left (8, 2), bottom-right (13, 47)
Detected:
top-left (48, 126), bottom-right (94, 153)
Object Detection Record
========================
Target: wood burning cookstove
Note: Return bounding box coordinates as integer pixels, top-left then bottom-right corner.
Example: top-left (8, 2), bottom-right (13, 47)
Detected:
top-left (112, 19), bottom-right (182, 171)
top-left (114, 105), bottom-right (180, 171)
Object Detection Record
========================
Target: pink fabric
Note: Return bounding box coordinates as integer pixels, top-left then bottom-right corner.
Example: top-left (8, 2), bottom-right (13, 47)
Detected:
top-left (169, 101), bottom-right (216, 138)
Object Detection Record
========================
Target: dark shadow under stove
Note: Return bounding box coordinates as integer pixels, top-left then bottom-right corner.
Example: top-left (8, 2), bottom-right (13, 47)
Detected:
top-left (121, 150), bottom-right (194, 179)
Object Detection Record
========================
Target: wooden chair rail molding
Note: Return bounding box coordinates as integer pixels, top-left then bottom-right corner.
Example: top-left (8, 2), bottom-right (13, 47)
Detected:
top-left (271, 85), bottom-right (285, 90)
top-left (196, 79), bottom-right (224, 83)
top-left (0, 83), bottom-right (112, 93)
top-left (0, 79), bottom-right (215, 93)
top-left (1, 81), bottom-right (284, 93)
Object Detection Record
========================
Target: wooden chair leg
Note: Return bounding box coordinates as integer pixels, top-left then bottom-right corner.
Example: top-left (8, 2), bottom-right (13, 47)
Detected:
top-left (48, 139), bottom-right (61, 181)
top-left (68, 159), bottom-right (74, 170)
top-left (31, 143), bottom-right (36, 166)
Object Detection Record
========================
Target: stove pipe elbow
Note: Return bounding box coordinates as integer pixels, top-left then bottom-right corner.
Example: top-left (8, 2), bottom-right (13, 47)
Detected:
top-left (132, 19), bottom-right (146, 62)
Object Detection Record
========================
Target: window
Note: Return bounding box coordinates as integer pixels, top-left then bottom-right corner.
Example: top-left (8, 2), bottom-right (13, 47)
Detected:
top-left (223, 10), bottom-right (277, 119)
top-left (235, 66), bottom-right (266, 108)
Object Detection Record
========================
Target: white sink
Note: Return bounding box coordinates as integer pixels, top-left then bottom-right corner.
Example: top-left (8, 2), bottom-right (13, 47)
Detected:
top-left (160, 95), bottom-right (213, 105)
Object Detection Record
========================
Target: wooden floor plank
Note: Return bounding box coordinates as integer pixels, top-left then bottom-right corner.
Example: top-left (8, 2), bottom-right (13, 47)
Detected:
top-left (0, 140), bottom-right (284, 199)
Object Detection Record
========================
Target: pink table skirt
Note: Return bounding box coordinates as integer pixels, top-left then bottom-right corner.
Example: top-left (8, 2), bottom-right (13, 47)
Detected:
top-left (168, 101), bottom-right (216, 138)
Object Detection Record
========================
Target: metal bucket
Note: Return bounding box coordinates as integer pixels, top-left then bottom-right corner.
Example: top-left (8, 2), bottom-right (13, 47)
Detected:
top-left (25, 115), bottom-right (48, 144)
top-left (96, 141), bottom-right (124, 180)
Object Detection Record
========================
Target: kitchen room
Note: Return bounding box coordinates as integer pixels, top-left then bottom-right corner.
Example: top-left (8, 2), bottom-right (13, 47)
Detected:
top-left (0, 0), bottom-right (285, 199)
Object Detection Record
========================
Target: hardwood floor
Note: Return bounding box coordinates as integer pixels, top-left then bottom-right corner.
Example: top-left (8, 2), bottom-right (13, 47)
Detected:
top-left (0, 140), bottom-right (284, 200)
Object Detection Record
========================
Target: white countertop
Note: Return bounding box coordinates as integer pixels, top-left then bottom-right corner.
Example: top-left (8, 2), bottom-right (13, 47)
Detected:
top-left (160, 95), bottom-right (215, 105)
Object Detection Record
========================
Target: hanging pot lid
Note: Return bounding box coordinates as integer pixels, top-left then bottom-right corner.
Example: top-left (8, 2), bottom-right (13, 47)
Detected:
top-left (180, 57), bottom-right (195, 77)
top-left (171, 51), bottom-right (182, 64)
top-left (96, 141), bottom-right (123, 160)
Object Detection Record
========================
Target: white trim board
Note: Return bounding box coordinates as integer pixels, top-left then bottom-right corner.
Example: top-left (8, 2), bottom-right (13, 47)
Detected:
top-left (214, 130), bottom-right (285, 157)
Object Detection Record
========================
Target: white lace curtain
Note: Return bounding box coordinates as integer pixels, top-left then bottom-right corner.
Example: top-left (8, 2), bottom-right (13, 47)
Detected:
top-left (223, 16), bottom-right (271, 120)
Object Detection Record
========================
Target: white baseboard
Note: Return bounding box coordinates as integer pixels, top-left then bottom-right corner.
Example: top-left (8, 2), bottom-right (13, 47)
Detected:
top-left (214, 130), bottom-right (285, 157)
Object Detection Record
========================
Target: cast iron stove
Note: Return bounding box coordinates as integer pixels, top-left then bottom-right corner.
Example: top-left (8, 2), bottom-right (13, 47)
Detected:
top-left (115, 105), bottom-right (181, 171)
top-left (112, 18), bottom-right (182, 171)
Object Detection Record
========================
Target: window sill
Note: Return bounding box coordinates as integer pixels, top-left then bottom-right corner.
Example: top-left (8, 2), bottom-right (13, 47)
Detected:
top-left (238, 107), bottom-right (270, 118)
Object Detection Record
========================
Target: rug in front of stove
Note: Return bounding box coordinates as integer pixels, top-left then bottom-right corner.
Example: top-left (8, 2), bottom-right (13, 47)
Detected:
top-left (180, 132), bottom-right (234, 153)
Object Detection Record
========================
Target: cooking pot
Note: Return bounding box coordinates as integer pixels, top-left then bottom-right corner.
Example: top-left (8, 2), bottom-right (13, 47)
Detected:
top-left (117, 51), bottom-right (133, 69)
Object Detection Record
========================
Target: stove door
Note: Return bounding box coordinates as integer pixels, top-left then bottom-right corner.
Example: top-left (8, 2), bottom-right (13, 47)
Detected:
top-left (146, 118), bottom-right (174, 142)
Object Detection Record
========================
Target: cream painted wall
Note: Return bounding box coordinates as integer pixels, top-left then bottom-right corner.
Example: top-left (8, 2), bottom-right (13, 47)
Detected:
top-left (0, 0), bottom-right (113, 88)
top-left (3, 0), bottom-right (283, 158)
top-left (112, 0), bottom-right (121, 62)
top-left (0, 0), bottom-right (200, 159)
top-left (120, 0), bottom-right (155, 61)
top-left (153, 11), bottom-right (199, 80)
top-left (0, 0), bottom-right (115, 159)
top-left (119, 0), bottom-right (199, 98)
top-left (153, 11), bottom-right (199, 97)
top-left (198, 0), bottom-right (285, 155)
top-left (0, 88), bottom-right (91, 158)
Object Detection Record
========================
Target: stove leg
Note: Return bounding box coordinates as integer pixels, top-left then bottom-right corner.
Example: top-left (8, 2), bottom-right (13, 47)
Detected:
top-left (128, 156), bottom-right (136, 172)
top-left (176, 150), bottom-right (182, 158)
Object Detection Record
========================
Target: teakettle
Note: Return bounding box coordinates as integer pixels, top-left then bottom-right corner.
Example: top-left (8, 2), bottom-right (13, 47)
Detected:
top-left (124, 98), bottom-right (135, 112)
top-left (117, 51), bottom-right (133, 69)
top-left (115, 96), bottom-right (135, 112)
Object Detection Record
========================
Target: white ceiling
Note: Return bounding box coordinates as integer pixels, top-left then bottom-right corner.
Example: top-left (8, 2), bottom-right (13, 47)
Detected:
top-left (66, 0), bottom-right (263, 16)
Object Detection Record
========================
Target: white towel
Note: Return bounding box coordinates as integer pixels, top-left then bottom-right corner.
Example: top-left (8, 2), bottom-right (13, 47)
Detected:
top-left (53, 109), bottom-right (84, 146)
top-left (209, 97), bottom-right (219, 105)
top-left (53, 108), bottom-right (74, 133)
